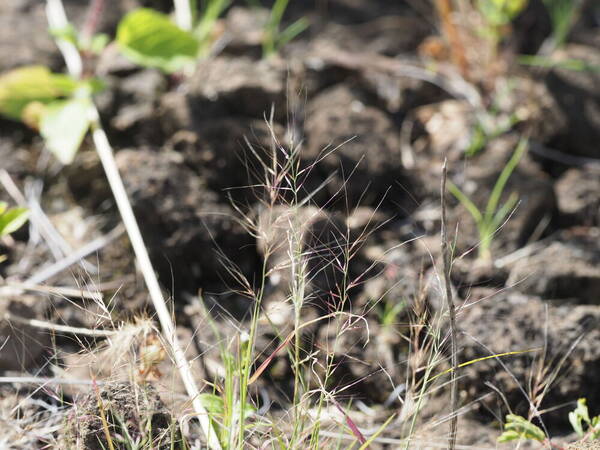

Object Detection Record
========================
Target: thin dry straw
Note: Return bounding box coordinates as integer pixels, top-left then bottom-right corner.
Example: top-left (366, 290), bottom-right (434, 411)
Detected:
top-left (440, 159), bottom-right (458, 450)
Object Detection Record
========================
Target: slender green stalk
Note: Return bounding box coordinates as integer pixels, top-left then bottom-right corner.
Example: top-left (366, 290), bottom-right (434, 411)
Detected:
top-left (237, 257), bottom-right (269, 448)
top-left (195, 0), bottom-right (230, 55)
top-left (262, 0), bottom-right (308, 58)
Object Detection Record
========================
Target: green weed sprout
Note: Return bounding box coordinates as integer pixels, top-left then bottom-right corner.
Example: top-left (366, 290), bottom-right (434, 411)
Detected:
top-left (378, 298), bottom-right (406, 328)
top-left (476, 0), bottom-right (528, 46)
top-left (116, 0), bottom-right (229, 73)
top-left (49, 24), bottom-right (109, 55)
top-left (262, 0), bottom-right (309, 58)
top-left (498, 414), bottom-right (546, 443)
top-left (0, 66), bottom-right (103, 164)
top-left (499, 398), bottom-right (600, 445)
top-left (117, 0), bottom-right (307, 69)
top-left (194, 0), bottom-right (230, 57)
top-left (0, 202), bottom-right (29, 262)
top-left (0, 202), bottom-right (29, 238)
top-left (449, 138), bottom-right (527, 260)
top-left (569, 398), bottom-right (600, 440)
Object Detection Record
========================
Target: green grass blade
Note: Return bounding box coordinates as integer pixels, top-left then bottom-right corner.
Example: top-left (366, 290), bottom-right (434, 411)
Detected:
top-left (358, 413), bottom-right (396, 450)
top-left (195, 0), bottom-right (230, 44)
top-left (270, 0), bottom-right (289, 28)
top-left (448, 181), bottom-right (483, 224)
top-left (492, 191), bottom-right (519, 230)
top-left (484, 138), bottom-right (527, 224)
top-left (276, 17), bottom-right (309, 48)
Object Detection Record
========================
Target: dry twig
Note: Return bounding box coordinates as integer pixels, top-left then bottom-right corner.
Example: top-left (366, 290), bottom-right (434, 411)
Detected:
top-left (440, 159), bottom-right (458, 449)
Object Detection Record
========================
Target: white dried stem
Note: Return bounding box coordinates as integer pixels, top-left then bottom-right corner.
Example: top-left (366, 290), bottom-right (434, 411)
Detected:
top-left (3, 312), bottom-right (116, 337)
top-left (173, 0), bottom-right (193, 31)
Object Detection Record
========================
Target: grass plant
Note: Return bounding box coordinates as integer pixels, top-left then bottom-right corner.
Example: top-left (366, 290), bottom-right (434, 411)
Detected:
top-left (449, 138), bottom-right (528, 260)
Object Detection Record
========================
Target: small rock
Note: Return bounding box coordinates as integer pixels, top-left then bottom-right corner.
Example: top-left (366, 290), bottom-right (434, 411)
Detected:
top-left (222, 6), bottom-right (269, 57)
top-left (545, 44), bottom-right (600, 160)
top-left (555, 168), bottom-right (600, 227)
top-left (189, 57), bottom-right (287, 120)
top-left (506, 233), bottom-right (600, 303)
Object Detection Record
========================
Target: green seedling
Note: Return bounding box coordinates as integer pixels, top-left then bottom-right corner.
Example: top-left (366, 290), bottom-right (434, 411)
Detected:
top-left (498, 414), bottom-right (546, 443)
top-left (449, 138), bottom-right (527, 260)
top-left (476, 0), bottom-right (528, 46)
top-left (116, 1), bottom-right (229, 73)
top-left (378, 298), bottom-right (407, 328)
top-left (569, 398), bottom-right (600, 440)
top-left (0, 203), bottom-right (29, 237)
top-left (467, 109), bottom-right (521, 157)
top-left (498, 398), bottom-right (600, 445)
top-left (466, 77), bottom-right (524, 157)
top-left (0, 66), bottom-right (103, 164)
top-left (115, 0), bottom-right (306, 70)
top-left (194, 0), bottom-right (230, 57)
top-left (116, 8), bottom-right (201, 73)
top-left (50, 24), bottom-right (109, 55)
top-left (262, 0), bottom-right (309, 58)
top-left (0, 202), bottom-right (29, 263)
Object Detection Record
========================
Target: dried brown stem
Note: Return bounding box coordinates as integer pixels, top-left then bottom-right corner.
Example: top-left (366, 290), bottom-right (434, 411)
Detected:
top-left (441, 158), bottom-right (458, 449)
top-left (435, 0), bottom-right (469, 78)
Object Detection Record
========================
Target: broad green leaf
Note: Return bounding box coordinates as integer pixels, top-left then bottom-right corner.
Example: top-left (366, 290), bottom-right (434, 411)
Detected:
top-left (198, 393), bottom-right (225, 416)
top-left (0, 66), bottom-right (78, 121)
top-left (116, 8), bottom-right (199, 73)
top-left (40, 98), bottom-right (92, 164)
top-left (0, 207), bottom-right (29, 236)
